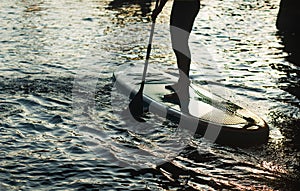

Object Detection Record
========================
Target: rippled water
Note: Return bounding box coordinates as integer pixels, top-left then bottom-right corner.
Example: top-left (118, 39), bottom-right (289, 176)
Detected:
top-left (1, 0), bottom-right (299, 190)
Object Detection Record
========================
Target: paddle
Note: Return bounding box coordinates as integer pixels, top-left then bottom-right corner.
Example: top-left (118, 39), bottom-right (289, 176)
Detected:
top-left (128, 0), bottom-right (159, 121)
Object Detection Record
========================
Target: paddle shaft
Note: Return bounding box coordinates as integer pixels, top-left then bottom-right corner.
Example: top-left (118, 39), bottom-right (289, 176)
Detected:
top-left (140, 0), bottom-right (159, 90)
top-left (128, 0), bottom-right (160, 120)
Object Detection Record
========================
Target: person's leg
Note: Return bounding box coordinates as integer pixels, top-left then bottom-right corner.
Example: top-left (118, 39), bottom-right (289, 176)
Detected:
top-left (166, 28), bottom-right (191, 91)
top-left (172, 31), bottom-right (191, 81)
top-left (164, 0), bottom-right (200, 108)
top-left (169, 0), bottom-right (200, 89)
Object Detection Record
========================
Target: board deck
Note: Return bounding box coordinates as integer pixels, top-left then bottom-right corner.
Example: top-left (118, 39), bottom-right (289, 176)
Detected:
top-left (113, 63), bottom-right (269, 147)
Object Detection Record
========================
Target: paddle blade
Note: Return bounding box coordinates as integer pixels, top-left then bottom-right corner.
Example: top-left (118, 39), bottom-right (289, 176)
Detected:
top-left (128, 88), bottom-right (145, 122)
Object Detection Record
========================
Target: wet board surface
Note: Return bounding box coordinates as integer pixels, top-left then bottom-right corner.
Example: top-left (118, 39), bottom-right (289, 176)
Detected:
top-left (113, 63), bottom-right (269, 147)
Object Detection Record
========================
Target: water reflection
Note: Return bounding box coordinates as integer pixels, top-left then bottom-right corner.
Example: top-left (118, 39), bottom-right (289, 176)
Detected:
top-left (24, 3), bottom-right (43, 13)
top-left (108, 0), bottom-right (152, 17)
top-left (1, 0), bottom-right (48, 76)
top-left (1, 0), bottom-right (300, 190)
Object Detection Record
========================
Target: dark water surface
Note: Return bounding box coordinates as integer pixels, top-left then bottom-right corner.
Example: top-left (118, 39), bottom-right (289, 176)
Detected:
top-left (1, 0), bottom-right (299, 190)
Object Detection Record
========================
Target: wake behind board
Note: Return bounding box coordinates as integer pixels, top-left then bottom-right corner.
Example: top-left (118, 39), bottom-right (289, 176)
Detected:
top-left (113, 63), bottom-right (269, 147)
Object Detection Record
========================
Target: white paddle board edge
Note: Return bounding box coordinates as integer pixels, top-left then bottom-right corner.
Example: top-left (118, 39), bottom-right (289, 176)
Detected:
top-left (113, 64), bottom-right (269, 147)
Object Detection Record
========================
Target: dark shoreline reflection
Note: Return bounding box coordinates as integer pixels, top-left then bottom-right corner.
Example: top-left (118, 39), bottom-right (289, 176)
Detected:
top-left (273, 1), bottom-right (300, 184)
top-left (272, 32), bottom-right (300, 99)
top-left (276, 0), bottom-right (300, 66)
top-left (278, 33), bottom-right (300, 67)
top-left (107, 0), bottom-right (152, 17)
top-left (276, 0), bottom-right (300, 99)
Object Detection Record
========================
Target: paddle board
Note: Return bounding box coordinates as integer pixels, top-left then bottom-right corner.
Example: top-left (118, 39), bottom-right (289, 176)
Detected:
top-left (113, 63), bottom-right (269, 147)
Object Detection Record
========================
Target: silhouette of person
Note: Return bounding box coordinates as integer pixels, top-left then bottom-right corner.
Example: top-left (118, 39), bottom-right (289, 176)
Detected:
top-left (152, 0), bottom-right (200, 112)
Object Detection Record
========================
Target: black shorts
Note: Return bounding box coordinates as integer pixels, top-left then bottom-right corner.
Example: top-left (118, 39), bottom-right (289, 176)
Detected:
top-left (170, 0), bottom-right (200, 32)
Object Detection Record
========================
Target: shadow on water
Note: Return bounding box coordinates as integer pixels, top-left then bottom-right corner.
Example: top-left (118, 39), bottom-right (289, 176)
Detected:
top-left (129, 143), bottom-right (300, 190)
